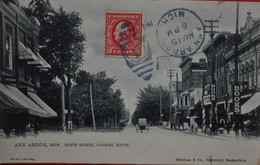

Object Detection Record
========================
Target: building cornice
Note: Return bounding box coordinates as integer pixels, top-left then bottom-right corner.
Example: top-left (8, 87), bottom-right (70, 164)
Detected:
top-left (202, 31), bottom-right (232, 52)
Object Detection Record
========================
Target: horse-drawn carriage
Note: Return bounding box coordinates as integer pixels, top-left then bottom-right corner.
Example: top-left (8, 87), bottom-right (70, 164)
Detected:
top-left (136, 118), bottom-right (149, 133)
top-left (243, 120), bottom-right (260, 138)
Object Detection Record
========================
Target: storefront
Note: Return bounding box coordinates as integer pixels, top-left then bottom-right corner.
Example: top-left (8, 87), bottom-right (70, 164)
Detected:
top-left (0, 83), bottom-right (57, 137)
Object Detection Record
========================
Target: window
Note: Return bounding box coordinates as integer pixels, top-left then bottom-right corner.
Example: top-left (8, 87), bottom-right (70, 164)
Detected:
top-left (241, 70), bottom-right (245, 83)
top-left (185, 96), bottom-right (188, 106)
top-left (28, 65), bottom-right (35, 83)
top-left (251, 66), bottom-right (255, 89)
top-left (248, 68), bottom-right (252, 89)
top-left (5, 32), bottom-right (13, 70)
top-left (18, 62), bottom-right (25, 77)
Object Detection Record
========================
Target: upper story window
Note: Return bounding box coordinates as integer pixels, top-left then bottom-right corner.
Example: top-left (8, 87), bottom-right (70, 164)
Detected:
top-left (5, 25), bottom-right (13, 70)
top-left (185, 96), bottom-right (188, 106)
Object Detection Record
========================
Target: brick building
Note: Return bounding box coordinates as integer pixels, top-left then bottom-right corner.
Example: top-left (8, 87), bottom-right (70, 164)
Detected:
top-left (203, 11), bottom-right (260, 128)
top-left (0, 1), bottom-right (57, 137)
top-left (177, 57), bottom-right (207, 125)
top-left (226, 11), bottom-right (260, 123)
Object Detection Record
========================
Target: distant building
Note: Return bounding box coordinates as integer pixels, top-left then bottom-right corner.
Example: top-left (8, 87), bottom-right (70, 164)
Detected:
top-left (176, 57), bottom-right (207, 125)
top-left (0, 2), bottom-right (57, 137)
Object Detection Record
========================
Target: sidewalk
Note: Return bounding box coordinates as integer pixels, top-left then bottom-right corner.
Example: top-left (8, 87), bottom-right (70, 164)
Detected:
top-left (161, 126), bottom-right (258, 140)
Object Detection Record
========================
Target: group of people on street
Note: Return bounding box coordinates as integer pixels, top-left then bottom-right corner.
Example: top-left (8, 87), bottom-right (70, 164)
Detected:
top-left (207, 118), bottom-right (260, 139)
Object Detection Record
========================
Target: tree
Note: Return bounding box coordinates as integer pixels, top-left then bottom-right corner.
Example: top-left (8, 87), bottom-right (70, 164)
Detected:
top-left (24, 1), bottom-right (86, 125)
top-left (132, 85), bottom-right (170, 125)
top-left (71, 70), bottom-right (126, 129)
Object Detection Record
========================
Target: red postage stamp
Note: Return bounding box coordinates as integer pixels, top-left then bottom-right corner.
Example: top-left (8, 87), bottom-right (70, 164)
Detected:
top-left (105, 11), bottom-right (144, 57)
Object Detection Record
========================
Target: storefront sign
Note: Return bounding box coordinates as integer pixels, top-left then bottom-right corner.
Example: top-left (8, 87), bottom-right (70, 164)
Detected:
top-left (233, 85), bottom-right (241, 114)
top-left (203, 95), bottom-right (211, 105)
top-left (210, 84), bottom-right (216, 101)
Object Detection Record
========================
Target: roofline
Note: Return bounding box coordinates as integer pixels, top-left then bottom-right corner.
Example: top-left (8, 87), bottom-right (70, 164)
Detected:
top-left (202, 31), bottom-right (232, 52)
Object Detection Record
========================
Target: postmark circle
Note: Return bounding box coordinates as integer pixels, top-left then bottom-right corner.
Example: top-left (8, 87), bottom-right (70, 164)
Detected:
top-left (156, 8), bottom-right (205, 57)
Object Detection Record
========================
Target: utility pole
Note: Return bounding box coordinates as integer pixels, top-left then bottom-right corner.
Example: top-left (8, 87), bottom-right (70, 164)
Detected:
top-left (90, 83), bottom-right (96, 131)
top-left (176, 73), bottom-right (181, 129)
top-left (167, 69), bottom-right (174, 129)
top-left (61, 83), bottom-right (65, 132)
top-left (233, 2), bottom-right (241, 127)
top-left (205, 19), bottom-right (219, 129)
top-left (160, 91), bottom-right (162, 125)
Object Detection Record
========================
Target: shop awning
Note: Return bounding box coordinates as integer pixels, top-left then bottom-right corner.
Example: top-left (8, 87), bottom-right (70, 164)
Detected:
top-left (0, 83), bottom-right (49, 117)
top-left (241, 92), bottom-right (260, 115)
top-left (27, 49), bottom-right (44, 66)
top-left (18, 41), bottom-right (38, 61)
top-left (36, 53), bottom-right (51, 70)
top-left (172, 101), bottom-right (177, 107)
top-left (27, 92), bottom-right (57, 117)
top-left (0, 91), bottom-right (26, 113)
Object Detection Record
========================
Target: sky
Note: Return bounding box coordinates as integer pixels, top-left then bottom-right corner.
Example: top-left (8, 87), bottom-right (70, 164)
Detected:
top-left (20, 0), bottom-right (260, 114)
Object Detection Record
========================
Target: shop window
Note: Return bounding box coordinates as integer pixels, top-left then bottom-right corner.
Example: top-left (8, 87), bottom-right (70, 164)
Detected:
top-left (5, 32), bottom-right (13, 70)
top-left (18, 62), bottom-right (25, 77)
top-left (28, 66), bottom-right (35, 83)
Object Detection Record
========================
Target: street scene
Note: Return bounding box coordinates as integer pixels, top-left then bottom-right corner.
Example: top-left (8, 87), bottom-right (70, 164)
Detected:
top-left (0, 0), bottom-right (260, 164)
top-left (0, 125), bottom-right (260, 164)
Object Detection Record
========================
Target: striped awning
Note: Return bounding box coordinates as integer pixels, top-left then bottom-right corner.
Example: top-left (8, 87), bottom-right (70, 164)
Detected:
top-left (19, 41), bottom-right (51, 70)
top-left (27, 91), bottom-right (57, 117)
top-left (0, 91), bottom-right (26, 113)
top-left (36, 53), bottom-right (51, 70)
top-left (27, 49), bottom-right (44, 66)
top-left (0, 83), bottom-right (49, 117)
top-left (241, 92), bottom-right (260, 115)
top-left (172, 101), bottom-right (178, 107)
top-left (18, 41), bottom-right (37, 61)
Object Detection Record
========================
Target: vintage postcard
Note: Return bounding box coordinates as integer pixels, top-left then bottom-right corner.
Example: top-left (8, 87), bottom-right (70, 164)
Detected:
top-left (0, 0), bottom-right (260, 165)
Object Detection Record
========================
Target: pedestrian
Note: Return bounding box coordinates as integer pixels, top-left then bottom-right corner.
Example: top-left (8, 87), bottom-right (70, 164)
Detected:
top-left (209, 122), bottom-right (215, 136)
top-left (226, 120), bottom-right (230, 134)
top-left (193, 122), bottom-right (198, 134)
top-left (241, 122), bottom-right (246, 139)
top-left (234, 122), bottom-right (239, 138)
